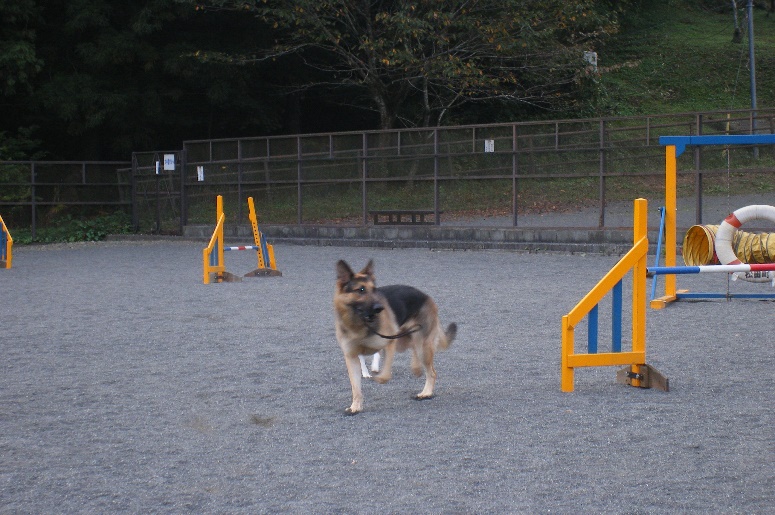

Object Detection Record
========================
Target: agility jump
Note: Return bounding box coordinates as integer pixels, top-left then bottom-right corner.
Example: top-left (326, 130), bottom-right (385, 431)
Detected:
top-left (652, 134), bottom-right (775, 307)
top-left (561, 198), bottom-right (667, 392)
top-left (562, 197), bottom-right (775, 392)
top-left (202, 195), bottom-right (281, 284)
top-left (1, 214), bottom-right (12, 269)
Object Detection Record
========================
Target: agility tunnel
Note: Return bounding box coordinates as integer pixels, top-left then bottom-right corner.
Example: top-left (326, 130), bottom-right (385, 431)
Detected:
top-left (681, 205), bottom-right (775, 284)
top-left (1, 214), bottom-right (12, 269)
top-left (203, 195), bottom-right (281, 284)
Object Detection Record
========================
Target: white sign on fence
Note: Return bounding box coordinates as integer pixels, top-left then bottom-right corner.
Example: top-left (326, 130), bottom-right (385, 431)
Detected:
top-left (197, 166), bottom-right (204, 182)
top-left (163, 154), bottom-right (176, 171)
top-left (484, 139), bottom-right (495, 153)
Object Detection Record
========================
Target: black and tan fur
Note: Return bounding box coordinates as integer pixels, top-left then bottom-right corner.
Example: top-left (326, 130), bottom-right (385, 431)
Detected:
top-left (334, 259), bottom-right (457, 415)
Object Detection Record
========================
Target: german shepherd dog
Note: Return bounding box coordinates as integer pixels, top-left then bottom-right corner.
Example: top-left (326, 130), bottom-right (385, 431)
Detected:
top-left (334, 259), bottom-right (457, 415)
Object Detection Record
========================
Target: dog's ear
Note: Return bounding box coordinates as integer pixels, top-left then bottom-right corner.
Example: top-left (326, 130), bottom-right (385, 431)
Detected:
top-left (360, 259), bottom-right (375, 281)
top-left (336, 260), bottom-right (354, 284)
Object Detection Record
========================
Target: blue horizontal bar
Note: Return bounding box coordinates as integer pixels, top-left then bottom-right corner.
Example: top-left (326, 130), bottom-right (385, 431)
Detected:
top-left (648, 266), bottom-right (701, 275)
top-left (660, 135), bottom-right (775, 156)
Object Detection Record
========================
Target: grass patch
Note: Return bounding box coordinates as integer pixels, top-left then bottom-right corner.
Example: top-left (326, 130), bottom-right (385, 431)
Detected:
top-left (13, 212), bottom-right (133, 244)
top-left (600, 3), bottom-right (775, 115)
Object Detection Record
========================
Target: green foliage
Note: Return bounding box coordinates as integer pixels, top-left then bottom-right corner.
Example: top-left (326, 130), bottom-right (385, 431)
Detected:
top-left (0, 0), bottom-right (43, 95)
top-left (13, 211), bottom-right (132, 244)
top-left (596, 0), bottom-right (775, 116)
top-left (0, 127), bottom-right (44, 160)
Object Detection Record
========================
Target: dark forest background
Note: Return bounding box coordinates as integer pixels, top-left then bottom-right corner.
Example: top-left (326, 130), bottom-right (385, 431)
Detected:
top-left (2, 0), bottom-right (773, 161)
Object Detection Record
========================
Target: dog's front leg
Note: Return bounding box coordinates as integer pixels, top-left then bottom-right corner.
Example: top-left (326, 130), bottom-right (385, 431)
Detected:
top-left (344, 354), bottom-right (365, 415)
top-left (372, 342), bottom-right (395, 384)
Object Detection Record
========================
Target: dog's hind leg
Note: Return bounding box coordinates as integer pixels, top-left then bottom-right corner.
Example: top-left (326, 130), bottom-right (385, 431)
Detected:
top-left (358, 352), bottom-right (381, 378)
top-left (344, 354), bottom-right (365, 414)
top-left (358, 355), bottom-right (371, 378)
top-left (410, 349), bottom-right (423, 377)
top-left (415, 343), bottom-right (437, 400)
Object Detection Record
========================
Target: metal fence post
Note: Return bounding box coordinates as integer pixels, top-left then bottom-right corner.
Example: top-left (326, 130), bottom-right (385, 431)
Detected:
top-left (694, 113), bottom-right (703, 225)
top-left (297, 136), bottom-right (302, 224)
top-left (154, 152), bottom-right (161, 233)
top-left (598, 119), bottom-right (606, 228)
top-left (512, 124), bottom-right (519, 227)
top-left (434, 128), bottom-right (440, 225)
top-left (237, 139), bottom-right (244, 224)
top-left (362, 133), bottom-right (368, 226)
top-left (179, 146), bottom-right (187, 232)
top-left (30, 162), bottom-right (36, 240)
top-left (131, 154), bottom-right (138, 232)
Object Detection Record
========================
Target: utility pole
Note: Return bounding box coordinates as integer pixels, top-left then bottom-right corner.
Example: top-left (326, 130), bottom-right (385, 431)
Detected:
top-left (748, 0), bottom-right (759, 156)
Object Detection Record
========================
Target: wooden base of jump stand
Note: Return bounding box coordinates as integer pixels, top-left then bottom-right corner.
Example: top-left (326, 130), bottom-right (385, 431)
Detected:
top-left (209, 271), bottom-right (243, 283)
top-left (244, 268), bottom-right (282, 278)
top-left (616, 364), bottom-right (669, 392)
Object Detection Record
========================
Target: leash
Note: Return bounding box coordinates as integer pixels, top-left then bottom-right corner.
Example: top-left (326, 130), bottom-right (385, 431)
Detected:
top-left (368, 324), bottom-right (422, 340)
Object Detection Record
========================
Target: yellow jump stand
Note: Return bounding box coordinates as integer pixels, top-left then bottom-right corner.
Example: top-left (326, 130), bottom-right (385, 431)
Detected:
top-left (561, 199), bottom-right (668, 392)
top-left (242, 197), bottom-right (282, 278)
top-left (1, 214), bottom-right (12, 269)
top-left (203, 195), bottom-right (281, 284)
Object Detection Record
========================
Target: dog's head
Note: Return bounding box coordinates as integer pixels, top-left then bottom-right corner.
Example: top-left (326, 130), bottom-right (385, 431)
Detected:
top-left (336, 259), bottom-right (384, 324)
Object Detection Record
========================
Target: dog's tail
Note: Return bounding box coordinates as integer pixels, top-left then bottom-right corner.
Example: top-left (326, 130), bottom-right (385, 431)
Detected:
top-left (437, 322), bottom-right (457, 350)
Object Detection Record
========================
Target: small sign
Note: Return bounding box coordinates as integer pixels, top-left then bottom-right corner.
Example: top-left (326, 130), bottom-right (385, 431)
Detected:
top-left (484, 139), bottom-right (495, 153)
top-left (155, 161), bottom-right (160, 175)
top-left (197, 165), bottom-right (204, 182)
top-left (163, 154), bottom-right (176, 171)
top-left (584, 51), bottom-right (598, 71)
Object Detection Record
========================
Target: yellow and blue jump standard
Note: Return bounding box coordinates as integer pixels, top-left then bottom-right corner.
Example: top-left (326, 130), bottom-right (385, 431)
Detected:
top-left (240, 196), bottom-right (281, 278)
top-left (202, 195), bottom-right (281, 284)
top-left (651, 134), bottom-right (775, 308)
top-left (0, 214), bottom-right (12, 269)
top-left (562, 198), bottom-right (668, 393)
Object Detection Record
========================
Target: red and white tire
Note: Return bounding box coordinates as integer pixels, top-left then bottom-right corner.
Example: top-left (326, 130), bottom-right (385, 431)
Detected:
top-left (714, 204), bottom-right (775, 285)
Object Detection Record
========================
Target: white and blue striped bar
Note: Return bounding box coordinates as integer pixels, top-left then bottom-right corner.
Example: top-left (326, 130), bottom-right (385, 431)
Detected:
top-left (648, 263), bottom-right (775, 275)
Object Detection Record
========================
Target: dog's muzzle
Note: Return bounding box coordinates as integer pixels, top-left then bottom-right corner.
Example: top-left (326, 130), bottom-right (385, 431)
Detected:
top-left (352, 301), bottom-right (384, 324)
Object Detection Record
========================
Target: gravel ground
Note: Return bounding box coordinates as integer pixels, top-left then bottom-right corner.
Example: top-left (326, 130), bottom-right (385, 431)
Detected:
top-left (1, 240), bottom-right (773, 513)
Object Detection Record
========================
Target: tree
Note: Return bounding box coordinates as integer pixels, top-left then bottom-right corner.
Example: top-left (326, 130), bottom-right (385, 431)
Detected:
top-left (0, 0), bottom-right (43, 159)
top-left (0, 0), bottom-right (287, 160)
top-left (194, 0), bottom-right (625, 129)
top-left (0, 0), bottom-right (42, 96)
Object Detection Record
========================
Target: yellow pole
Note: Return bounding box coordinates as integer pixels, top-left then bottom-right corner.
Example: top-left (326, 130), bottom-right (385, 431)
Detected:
top-left (630, 198), bottom-right (648, 386)
top-left (216, 195), bottom-right (225, 273)
top-left (664, 145), bottom-right (677, 298)
top-left (561, 315), bottom-right (575, 392)
top-left (247, 197), bottom-right (267, 270)
top-left (202, 195), bottom-right (226, 284)
top-left (0, 215), bottom-right (12, 269)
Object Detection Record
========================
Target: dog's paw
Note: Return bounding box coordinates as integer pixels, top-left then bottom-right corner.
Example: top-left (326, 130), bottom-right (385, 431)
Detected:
top-left (360, 371), bottom-right (372, 378)
top-left (414, 393), bottom-right (434, 401)
top-left (372, 374), bottom-right (391, 384)
top-left (344, 407), bottom-right (361, 416)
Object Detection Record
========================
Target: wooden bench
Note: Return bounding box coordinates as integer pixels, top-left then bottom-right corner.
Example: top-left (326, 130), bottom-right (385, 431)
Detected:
top-left (369, 209), bottom-right (440, 225)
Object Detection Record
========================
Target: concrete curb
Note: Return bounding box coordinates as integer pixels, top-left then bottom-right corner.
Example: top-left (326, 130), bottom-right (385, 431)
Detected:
top-left (179, 223), bottom-right (666, 255)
